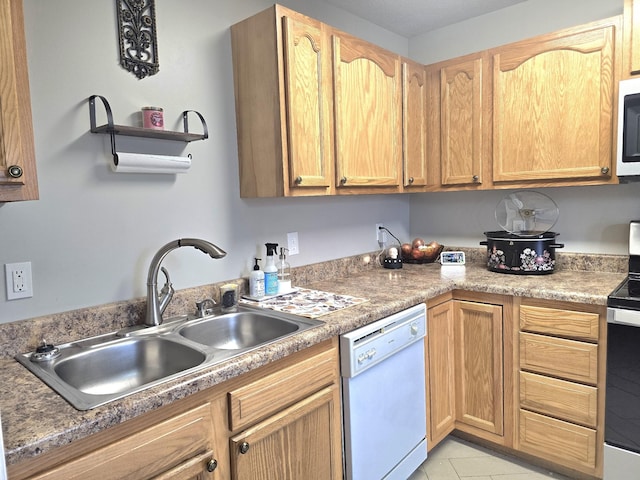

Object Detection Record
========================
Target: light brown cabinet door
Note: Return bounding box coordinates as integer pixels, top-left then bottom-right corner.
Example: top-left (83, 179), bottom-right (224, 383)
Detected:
top-left (231, 6), bottom-right (334, 197)
top-left (29, 404), bottom-right (217, 480)
top-left (332, 32), bottom-right (402, 190)
top-left (402, 59), bottom-right (428, 188)
top-left (453, 300), bottom-right (504, 436)
top-left (282, 15), bottom-right (333, 190)
top-left (0, 0), bottom-right (38, 202)
top-left (439, 55), bottom-right (485, 186)
top-left (230, 386), bottom-right (342, 480)
top-left (492, 20), bottom-right (617, 183)
top-left (624, 0), bottom-right (640, 76)
top-left (427, 301), bottom-right (456, 448)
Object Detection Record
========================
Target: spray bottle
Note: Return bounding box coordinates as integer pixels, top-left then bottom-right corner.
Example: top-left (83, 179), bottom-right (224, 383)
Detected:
top-left (264, 243), bottom-right (279, 295)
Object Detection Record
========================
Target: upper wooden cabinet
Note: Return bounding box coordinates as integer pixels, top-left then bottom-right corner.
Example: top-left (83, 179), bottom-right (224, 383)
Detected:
top-left (233, 6), bottom-right (622, 196)
top-left (431, 53), bottom-right (489, 188)
top-left (331, 31), bottom-right (402, 193)
top-left (402, 59), bottom-right (428, 189)
top-left (0, 0), bottom-right (38, 202)
top-left (624, 0), bottom-right (640, 77)
top-left (231, 5), bottom-right (334, 197)
top-left (231, 5), bottom-right (403, 197)
top-left (282, 15), bottom-right (334, 192)
top-left (491, 18), bottom-right (619, 185)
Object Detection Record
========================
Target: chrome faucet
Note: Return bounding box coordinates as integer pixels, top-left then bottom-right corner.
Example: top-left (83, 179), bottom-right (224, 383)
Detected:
top-left (146, 238), bottom-right (227, 326)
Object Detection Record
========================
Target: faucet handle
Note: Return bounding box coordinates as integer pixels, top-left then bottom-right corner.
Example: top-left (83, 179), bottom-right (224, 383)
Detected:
top-left (196, 298), bottom-right (217, 317)
top-left (158, 267), bottom-right (175, 315)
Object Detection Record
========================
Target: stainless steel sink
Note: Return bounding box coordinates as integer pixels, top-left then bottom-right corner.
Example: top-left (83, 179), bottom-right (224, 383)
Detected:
top-left (179, 312), bottom-right (300, 349)
top-left (15, 306), bottom-right (323, 410)
top-left (54, 337), bottom-right (206, 396)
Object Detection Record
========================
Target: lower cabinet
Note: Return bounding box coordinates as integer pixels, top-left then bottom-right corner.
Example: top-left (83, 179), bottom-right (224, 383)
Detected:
top-left (426, 292), bottom-right (512, 450)
top-left (516, 299), bottom-right (606, 477)
top-left (9, 338), bottom-right (342, 480)
top-left (453, 299), bottom-right (504, 437)
top-left (426, 300), bottom-right (456, 448)
top-left (27, 404), bottom-right (218, 480)
top-left (427, 294), bottom-right (606, 478)
top-left (229, 387), bottom-right (339, 479)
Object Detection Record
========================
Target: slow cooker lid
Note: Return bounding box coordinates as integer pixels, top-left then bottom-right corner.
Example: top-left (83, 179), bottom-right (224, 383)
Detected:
top-left (495, 190), bottom-right (559, 237)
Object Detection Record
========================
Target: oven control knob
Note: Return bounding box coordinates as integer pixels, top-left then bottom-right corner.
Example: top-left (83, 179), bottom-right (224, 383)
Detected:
top-left (357, 353), bottom-right (366, 364)
top-left (410, 323), bottom-right (419, 335)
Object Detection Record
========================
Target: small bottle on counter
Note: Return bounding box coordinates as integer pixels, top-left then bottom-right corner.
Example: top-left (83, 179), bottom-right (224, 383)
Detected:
top-left (249, 257), bottom-right (265, 298)
top-left (264, 243), bottom-right (279, 296)
top-left (277, 247), bottom-right (291, 294)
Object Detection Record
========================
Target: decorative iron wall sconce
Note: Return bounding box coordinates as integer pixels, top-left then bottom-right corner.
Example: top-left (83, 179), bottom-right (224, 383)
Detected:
top-left (116, 0), bottom-right (159, 79)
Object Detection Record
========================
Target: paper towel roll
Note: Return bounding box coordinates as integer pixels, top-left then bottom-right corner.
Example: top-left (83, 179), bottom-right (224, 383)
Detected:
top-left (111, 152), bottom-right (191, 174)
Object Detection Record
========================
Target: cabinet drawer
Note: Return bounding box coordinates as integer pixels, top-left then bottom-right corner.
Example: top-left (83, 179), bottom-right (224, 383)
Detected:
top-left (519, 409), bottom-right (596, 470)
top-left (31, 404), bottom-right (215, 480)
top-left (228, 347), bottom-right (336, 430)
top-left (519, 371), bottom-right (597, 427)
top-left (520, 332), bottom-right (598, 385)
top-left (520, 304), bottom-right (599, 341)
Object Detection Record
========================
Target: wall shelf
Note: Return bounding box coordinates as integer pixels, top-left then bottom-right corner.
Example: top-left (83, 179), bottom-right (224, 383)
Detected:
top-left (89, 95), bottom-right (208, 143)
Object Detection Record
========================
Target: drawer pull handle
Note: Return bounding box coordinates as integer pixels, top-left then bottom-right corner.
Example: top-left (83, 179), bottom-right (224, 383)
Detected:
top-left (239, 441), bottom-right (250, 454)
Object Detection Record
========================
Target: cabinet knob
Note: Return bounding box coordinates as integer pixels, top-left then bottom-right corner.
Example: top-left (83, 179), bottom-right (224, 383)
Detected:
top-left (206, 459), bottom-right (218, 472)
top-left (408, 177), bottom-right (414, 184)
top-left (7, 165), bottom-right (23, 179)
top-left (601, 166), bottom-right (610, 175)
top-left (340, 176), bottom-right (347, 185)
top-left (472, 175), bottom-right (479, 183)
top-left (239, 441), bottom-right (250, 454)
top-left (294, 176), bottom-right (303, 184)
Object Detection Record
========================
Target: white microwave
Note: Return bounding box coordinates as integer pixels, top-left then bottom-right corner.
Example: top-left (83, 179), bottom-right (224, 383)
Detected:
top-left (617, 77), bottom-right (640, 179)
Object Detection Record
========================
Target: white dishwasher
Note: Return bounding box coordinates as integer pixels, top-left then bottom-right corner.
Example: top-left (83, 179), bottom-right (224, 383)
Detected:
top-left (340, 303), bottom-right (427, 480)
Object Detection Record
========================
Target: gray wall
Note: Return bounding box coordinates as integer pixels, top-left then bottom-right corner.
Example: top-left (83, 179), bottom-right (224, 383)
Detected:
top-left (0, 0), bottom-right (631, 324)
top-left (0, 0), bottom-right (409, 323)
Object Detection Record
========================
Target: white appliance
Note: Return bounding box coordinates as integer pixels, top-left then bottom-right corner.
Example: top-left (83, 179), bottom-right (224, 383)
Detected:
top-left (340, 304), bottom-right (427, 480)
top-left (617, 77), bottom-right (640, 180)
top-left (0, 412), bottom-right (7, 480)
top-left (605, 220), bottom-right (640, 478)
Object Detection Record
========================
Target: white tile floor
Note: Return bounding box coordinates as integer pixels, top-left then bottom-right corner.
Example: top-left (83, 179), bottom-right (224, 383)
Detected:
top-left (408, 437), bottom-right (573, 480)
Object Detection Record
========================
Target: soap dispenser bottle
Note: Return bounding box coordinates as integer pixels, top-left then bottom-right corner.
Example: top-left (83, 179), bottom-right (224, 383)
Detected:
top-left (249, 257), bottom-right (265, 298)
top-left (277, 247), bottom-right (291, 294)
top-left (264, 243), bottom-right (279, 296)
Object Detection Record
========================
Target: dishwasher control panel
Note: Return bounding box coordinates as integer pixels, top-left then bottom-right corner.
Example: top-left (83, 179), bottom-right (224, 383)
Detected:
top-left (340, 303), bottom-right (426, 377)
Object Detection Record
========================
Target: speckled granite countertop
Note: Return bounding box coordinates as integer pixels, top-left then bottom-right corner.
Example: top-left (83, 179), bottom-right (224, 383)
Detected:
top-left (0, 260), bottom-right (626, 468)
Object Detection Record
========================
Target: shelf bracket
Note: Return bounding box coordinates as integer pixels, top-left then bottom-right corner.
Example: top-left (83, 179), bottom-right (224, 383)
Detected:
top-left (89, 94), bottom-right (118, 156)
top-left (183, 110), bottom-right (208, 140)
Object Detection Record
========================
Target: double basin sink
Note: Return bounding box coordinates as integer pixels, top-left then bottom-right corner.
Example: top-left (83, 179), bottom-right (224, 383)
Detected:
top-left (15, 307), bottom-right (323, 410)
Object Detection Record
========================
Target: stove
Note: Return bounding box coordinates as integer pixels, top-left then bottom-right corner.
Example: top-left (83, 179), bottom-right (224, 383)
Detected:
top-left (604, 221), bottom-right (640, 479)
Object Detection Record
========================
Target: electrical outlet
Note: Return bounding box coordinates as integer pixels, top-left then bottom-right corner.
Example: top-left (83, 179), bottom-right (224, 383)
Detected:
top-left (5, 262), bottom-right (33, 300)
top-left (376, 223), bottom-right (387, 245)
top-left (287, 232), bottom-right (299, 255)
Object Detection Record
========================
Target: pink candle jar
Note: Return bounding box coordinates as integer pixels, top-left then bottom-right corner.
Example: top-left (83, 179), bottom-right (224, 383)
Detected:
top-left (142, 106), bottom-right (164, 130)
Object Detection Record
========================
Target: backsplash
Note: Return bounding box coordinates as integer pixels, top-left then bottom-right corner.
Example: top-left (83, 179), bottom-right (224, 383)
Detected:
top-left (0, 249), bottom-right (625, 358)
